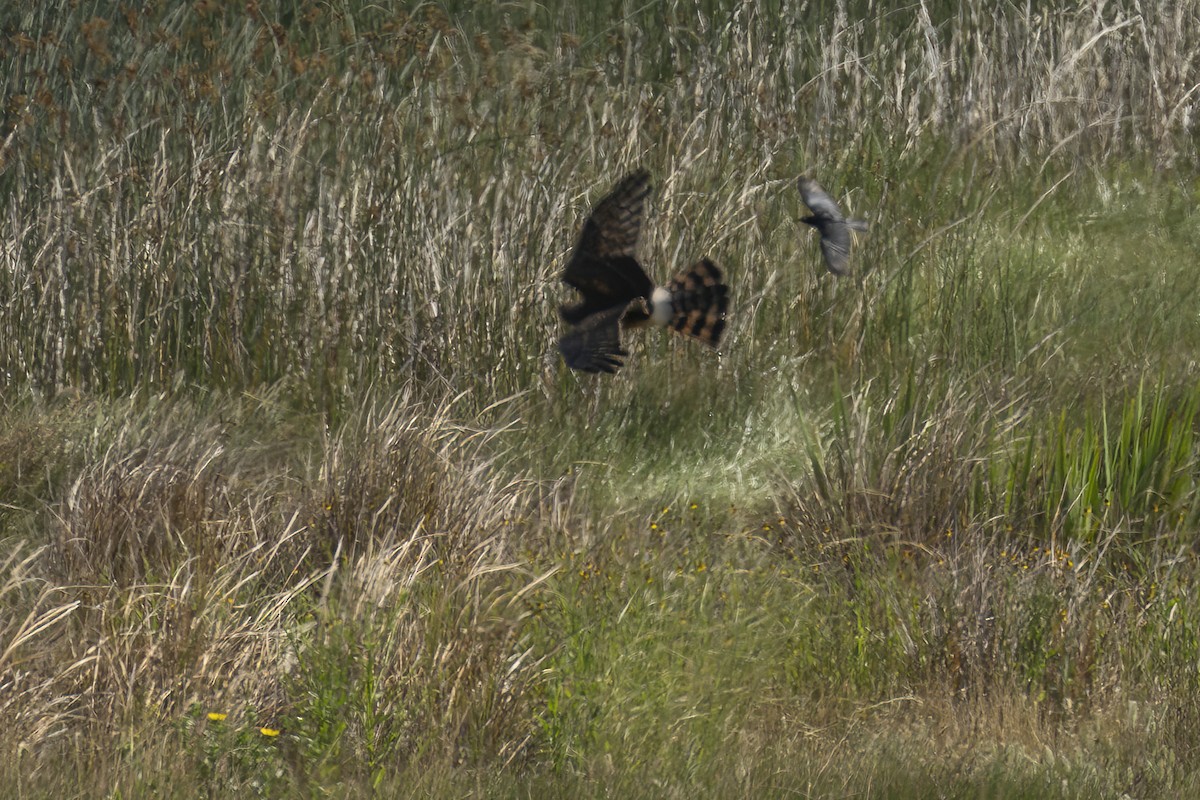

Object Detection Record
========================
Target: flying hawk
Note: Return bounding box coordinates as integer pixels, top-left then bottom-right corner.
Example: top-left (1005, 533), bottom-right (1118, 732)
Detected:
top-left (557, 170), bottom-right (729, 374)
top-left (797, 176), bottom-right (869, 276)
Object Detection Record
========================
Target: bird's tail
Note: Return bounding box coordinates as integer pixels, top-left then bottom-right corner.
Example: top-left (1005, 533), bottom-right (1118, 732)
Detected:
top-left (847, 218), bottom-right (869, 232)
top-left (665, 259), bottom-right (728, 348)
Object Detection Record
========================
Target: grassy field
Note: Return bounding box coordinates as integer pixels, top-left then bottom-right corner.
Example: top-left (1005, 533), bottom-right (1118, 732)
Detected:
top-left (3, 0), bottom-right (1200, 796)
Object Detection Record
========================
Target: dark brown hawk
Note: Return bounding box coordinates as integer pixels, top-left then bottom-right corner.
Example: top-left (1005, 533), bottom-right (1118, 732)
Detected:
top-left (558, 170), bottom-right (729, 374)
top-left (797, 176), bottom-right (869, 276)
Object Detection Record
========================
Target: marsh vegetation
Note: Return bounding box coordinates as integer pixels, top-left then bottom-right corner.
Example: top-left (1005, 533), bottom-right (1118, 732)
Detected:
top-left (3, 0), bottom-right (1200, 796)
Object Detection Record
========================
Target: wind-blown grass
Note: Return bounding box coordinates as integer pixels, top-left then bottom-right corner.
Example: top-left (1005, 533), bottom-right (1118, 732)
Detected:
top-left (3, 0), bottom-right (1200, 796)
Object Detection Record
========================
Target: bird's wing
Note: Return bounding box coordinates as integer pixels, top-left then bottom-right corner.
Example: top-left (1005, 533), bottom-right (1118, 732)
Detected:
top-left (564, 171), bottom-right (653, 297)
top-left (797, 176), bottom-right (845, 221)
top-left (819, 222), bottom-right (853, 276)
top-left (558, 303), bottom-right (630, 374)
top-left (561, 254), bottom-right (654, 316)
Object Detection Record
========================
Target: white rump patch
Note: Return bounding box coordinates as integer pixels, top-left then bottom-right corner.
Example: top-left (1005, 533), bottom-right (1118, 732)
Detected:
top-left (649, 287), bottom-right (673, 327)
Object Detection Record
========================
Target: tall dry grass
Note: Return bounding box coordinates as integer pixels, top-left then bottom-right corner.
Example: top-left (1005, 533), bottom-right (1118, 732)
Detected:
top-left (1, 1), bottom-right (1198, 400)
top-left (0, 390), bottom-right (550, 792)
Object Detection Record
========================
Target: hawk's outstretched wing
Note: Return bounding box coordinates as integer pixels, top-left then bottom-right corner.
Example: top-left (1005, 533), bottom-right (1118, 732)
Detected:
top-left (571, 170), bottom-right (650, 263)
top-left (561, 170), bottom-right (654, 314)
top-left (557, 303), bottom-right (630, 374)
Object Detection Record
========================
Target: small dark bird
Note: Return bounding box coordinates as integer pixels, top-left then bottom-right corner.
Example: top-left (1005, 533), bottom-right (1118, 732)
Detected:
top-left (797, 176), bottom-right (869, 276)
top-left (558, 170), bottom-right (729, 374)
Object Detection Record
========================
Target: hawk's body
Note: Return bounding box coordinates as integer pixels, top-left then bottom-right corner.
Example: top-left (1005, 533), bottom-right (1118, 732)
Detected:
top-left (558, 171), bottom-right (728, 374)
top-left (797, 176), bottom-right (869, 276)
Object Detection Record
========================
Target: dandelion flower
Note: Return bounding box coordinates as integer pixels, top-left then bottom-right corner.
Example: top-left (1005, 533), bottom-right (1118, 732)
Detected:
top-left (259, 727), bottom-right (281, 737)
top-left (206, 712), bottom-right (227, 722)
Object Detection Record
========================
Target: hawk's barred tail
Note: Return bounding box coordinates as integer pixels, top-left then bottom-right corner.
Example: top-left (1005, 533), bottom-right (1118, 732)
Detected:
top-left (666, 258), bottom-right (728, 348)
